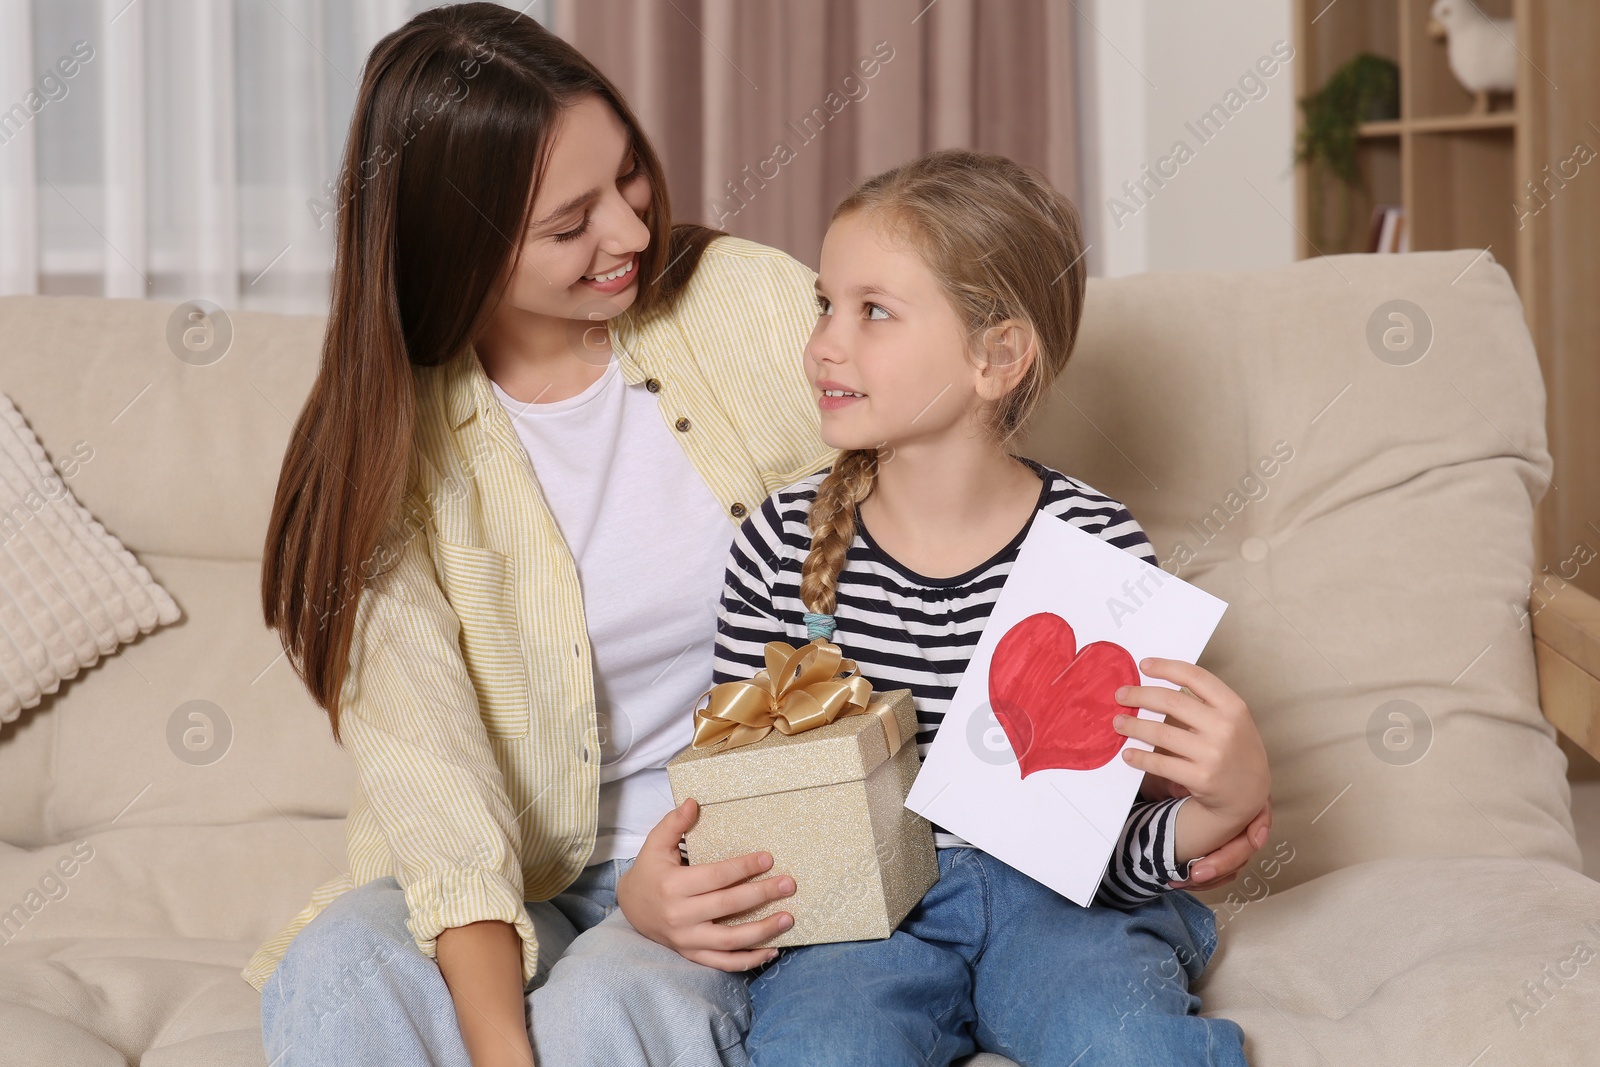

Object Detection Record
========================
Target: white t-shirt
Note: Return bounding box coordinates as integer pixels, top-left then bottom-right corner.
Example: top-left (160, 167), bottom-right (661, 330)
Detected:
top-left (487, 347), bottom-right (734, 865)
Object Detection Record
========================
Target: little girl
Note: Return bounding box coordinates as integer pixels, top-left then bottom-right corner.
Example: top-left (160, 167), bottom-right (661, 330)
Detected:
top-left (710, 149), bottom-right (1269, 1066)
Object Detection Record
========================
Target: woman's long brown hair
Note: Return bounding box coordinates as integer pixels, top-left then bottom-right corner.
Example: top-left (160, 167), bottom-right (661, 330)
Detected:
top-left (262, 3), bottom-right (719, 743)
top-left (798, 149), bottom-right (1089, 620)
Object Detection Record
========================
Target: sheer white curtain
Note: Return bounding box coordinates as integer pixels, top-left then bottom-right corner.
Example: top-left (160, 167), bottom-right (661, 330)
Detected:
top-left (0, 0), bottom-right (550, 313)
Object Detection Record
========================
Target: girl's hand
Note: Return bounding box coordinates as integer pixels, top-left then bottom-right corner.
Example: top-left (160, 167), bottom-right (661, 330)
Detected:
top-left (616, 797), bottom-right (796, 971)
top-left (1112, 658), bottom-right (1271, 864)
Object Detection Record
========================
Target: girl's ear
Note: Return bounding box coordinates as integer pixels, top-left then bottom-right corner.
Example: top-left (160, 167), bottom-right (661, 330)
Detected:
top-left (974, 320), bottom-right (1037, 401)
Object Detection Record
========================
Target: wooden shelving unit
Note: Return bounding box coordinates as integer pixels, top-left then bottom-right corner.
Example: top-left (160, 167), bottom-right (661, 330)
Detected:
top-left (1292, 0), bottom-right (1526, 278)
top-left (1293, 0), bottom-right (1600, 779)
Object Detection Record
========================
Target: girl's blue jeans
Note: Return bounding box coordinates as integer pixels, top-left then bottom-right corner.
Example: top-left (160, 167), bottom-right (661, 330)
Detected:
top-left (745, 846), bottom-right (1248, 1067)
top-left (261, 847), bottom-right (1245, 1066)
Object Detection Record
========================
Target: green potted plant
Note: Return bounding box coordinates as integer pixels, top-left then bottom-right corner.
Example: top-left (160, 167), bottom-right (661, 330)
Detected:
top-left (1296, 53), bottom-right (1401, 251)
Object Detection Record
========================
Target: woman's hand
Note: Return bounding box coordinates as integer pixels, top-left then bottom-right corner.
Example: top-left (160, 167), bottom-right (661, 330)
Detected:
top-left (1112, 658), bottom-right (1271, 880)
top-left (617, 797), bottom-right (796, 971)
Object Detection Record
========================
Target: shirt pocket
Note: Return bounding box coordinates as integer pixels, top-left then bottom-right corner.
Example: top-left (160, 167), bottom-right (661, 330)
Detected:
top-left (432, 539), bottom-right (531, 740)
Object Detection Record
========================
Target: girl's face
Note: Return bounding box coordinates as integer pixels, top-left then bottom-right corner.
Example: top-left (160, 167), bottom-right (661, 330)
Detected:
top-left (498, 94), bottom-right (653, 329)
top-left (806, 210), bottom-right (1003, 453)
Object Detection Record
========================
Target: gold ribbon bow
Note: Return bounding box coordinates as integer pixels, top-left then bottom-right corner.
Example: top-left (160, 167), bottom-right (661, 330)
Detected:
top-left (691, 638), bottom-right (898, 753)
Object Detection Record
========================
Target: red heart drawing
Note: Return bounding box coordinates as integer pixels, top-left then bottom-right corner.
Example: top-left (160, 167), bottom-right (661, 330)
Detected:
top-left (988, 612), bottom-right (1139, 777)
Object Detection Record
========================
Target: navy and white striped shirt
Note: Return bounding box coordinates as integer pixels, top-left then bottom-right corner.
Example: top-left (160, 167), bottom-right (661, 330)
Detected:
top-left (711, 454), bottom-right (1194, 909)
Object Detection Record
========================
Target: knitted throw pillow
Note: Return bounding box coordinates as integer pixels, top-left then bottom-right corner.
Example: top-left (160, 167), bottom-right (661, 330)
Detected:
top-left (0, 393), bottom-right (180, 722)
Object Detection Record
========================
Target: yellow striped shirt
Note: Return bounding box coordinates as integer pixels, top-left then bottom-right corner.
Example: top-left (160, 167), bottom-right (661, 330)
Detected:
top-left (242, 236), bottom-right (836, 992)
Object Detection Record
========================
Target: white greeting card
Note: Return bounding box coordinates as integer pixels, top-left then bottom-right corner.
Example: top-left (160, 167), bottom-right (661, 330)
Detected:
top-left (903, 510), bottom-right (1228, 906)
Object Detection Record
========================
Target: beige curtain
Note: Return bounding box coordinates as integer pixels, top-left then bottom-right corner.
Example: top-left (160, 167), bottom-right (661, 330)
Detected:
top-left (553, 0), bottom-right (1078, 268)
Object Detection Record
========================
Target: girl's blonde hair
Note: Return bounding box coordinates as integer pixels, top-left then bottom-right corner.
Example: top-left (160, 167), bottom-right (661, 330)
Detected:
top-left (798, 148), bottom-right (1089, 622)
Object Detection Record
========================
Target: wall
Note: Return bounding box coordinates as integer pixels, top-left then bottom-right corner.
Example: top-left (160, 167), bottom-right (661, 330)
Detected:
top-left (1077, 0), bottom-right (1297, 277)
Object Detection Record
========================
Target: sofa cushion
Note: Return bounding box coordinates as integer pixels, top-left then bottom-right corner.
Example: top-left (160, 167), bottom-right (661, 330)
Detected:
top-left (0, 552), bottom-right (353, 851)
top-left (1193, 854), bottom-right (1600, 1064)
top-left (0, 934), bottom-right (266, 1067)
top-left (0, 817), bottom-right (347, 1067)
top-left (0, 819), bottom-right (346, 950)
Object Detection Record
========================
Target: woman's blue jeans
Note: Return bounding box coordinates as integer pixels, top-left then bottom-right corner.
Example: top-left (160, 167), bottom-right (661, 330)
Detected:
top-left (745, 846), bottom-right (1248, 1067)
top-left (260, 856), bottom-right (752, 1067)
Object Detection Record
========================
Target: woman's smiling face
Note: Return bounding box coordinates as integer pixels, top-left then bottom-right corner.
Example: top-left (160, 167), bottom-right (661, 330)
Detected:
top-left (499, 93), bottom-right (653, 328)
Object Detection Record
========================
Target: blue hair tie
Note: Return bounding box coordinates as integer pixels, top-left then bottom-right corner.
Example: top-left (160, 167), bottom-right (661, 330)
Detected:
top-left (803, 611), bottom-right (836, 641)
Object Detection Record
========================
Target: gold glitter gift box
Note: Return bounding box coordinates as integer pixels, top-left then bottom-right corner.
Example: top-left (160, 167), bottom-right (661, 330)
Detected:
top-left (666, 640), bottom-right (938, 948)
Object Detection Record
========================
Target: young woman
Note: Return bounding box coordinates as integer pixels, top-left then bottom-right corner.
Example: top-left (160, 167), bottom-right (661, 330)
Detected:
top-left (247, 6), bottom-right (819, 1065)
top-left (246, 4), bottom-right (1267, 1066)
top-left (710, 149), bottom-right (1270, 1065)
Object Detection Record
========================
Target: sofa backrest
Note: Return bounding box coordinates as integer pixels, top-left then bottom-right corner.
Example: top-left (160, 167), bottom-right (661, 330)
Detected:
top-left (0, 249), bottom-right (1581, 900)
top-left (1022, 250), bottom-right (1580, 892)
top-left (2, 297), bottom-right (326, 561)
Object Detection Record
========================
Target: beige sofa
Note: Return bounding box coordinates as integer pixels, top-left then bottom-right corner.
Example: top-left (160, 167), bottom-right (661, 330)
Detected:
top-left (1, 247), bottom-right (1597, 1067)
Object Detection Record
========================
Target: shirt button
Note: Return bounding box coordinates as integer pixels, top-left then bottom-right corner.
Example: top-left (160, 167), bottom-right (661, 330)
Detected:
top-left (730, 502), bottom-right (747, 518)
top-left (645, 378), bottom-right (661, 393)
top-left (675, 417), bottom-right (691, 432)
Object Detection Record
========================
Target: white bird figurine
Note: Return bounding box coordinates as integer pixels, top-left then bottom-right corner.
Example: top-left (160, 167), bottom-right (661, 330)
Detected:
top-left (1428, 0), bottom-right (1518, 113)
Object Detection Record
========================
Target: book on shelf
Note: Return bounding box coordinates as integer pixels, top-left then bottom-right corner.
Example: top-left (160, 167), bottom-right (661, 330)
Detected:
top-left (1367, 204), bottom-right (1407, 254)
